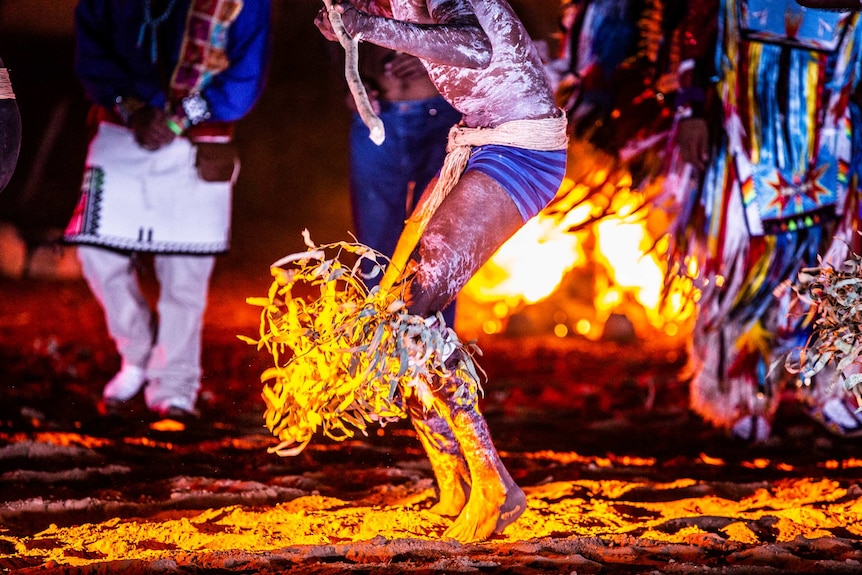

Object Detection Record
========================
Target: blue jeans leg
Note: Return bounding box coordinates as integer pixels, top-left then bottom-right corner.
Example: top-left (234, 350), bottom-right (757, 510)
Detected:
top-left (349, 96), bottom-right (462, 326)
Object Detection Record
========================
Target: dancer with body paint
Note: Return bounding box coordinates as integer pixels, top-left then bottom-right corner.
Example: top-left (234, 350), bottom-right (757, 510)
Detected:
top-left (316, 0), bottom-right (568, 543)
top-left (340, 40), bottom-right (462, 326)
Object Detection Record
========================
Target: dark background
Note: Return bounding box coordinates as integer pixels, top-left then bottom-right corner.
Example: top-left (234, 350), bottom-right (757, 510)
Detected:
top-left (0, 0), bottom-right (563, 291)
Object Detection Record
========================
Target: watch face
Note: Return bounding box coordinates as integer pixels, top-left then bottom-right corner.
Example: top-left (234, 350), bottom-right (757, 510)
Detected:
top-left (739, 0), bottom-right (851, 52)
top-left (182, 93), bottom-right (212, 125)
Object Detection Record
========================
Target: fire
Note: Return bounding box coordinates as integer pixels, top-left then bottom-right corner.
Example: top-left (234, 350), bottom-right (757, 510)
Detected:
top-left (457, 141), bottom-right (695, 342)
top-left (459, 182), bottom-right (589, 336)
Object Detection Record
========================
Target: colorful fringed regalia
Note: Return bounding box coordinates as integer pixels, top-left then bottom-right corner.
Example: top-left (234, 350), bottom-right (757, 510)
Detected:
top-left (557, 0), bottom-right (719, 184)
top-left (663, 0), bottom-right (862, 439)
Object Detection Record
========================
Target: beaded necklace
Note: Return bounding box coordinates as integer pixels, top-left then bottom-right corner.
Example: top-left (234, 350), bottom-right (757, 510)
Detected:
top-left (138, 0), bottom-right (181, 62)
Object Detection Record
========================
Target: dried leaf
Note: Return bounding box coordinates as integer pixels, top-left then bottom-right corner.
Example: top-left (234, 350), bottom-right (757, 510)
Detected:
top-left (791, 243), bottom-right (862, 401)
top-left (242, 234), bottom-right (484, 456)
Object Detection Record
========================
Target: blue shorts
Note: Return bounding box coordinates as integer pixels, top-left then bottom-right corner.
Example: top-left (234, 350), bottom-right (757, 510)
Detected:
top-left (465, 144), bottom-right (567, 221)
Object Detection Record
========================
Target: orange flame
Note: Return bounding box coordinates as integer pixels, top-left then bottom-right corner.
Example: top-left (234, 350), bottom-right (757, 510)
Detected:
top-left (457, 142), bottom-right (695, 342)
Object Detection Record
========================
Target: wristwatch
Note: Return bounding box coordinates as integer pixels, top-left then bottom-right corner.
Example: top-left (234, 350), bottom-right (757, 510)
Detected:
top-left (181, 92), bottom-right (212, 125)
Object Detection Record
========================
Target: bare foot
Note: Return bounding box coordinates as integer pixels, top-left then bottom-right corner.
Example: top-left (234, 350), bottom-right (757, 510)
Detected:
top-left (444, 475), bottom-right (525, 542)
top-left (442, 408), bottom-right (526, 543)
top-left (410, 406), bottom-right (471, 517)
top-left (424, 431), bottom-right (471, 516)
top-left (494, 483), bottom-right (526, 533)
top-left (428, 469), bottom-right (470, 517)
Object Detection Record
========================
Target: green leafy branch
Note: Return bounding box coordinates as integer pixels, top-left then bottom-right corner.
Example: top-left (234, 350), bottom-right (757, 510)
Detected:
top-left (240, 231), bottom-right (483, 456)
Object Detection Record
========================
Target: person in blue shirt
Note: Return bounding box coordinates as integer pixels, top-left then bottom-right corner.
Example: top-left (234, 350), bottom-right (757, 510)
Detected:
top-left (64, 0), bottom-right (270, 420)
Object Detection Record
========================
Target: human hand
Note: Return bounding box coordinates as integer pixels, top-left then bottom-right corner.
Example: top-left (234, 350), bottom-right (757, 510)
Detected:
top-left (314, 6), bottom-right (339, 41)
top-left (554, 72), bottom-right (581, 111)
top-left (315, 0), bottom-right (363, 40)
top-left (128, 107), bottom-right (176, 151)
top-left (675, 117), bottom-right (709, 171)
top-left (384, 52), bottom-right (427, 82)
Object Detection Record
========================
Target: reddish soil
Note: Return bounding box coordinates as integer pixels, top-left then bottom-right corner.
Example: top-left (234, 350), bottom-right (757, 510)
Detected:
top-left (2, 3), bottom-right (862, 572)
top-left (2, 269), bottom-right (862, 574)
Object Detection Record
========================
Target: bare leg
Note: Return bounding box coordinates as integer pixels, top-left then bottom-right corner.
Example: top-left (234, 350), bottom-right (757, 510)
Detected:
top-left (405, 170), bottom-right (527, 542)
top-left (407, 397), bottom-right (471, 516)
top-left (404, 171), bottom-right (524, 314)
top-left (426, 376), bottom-right (525, 542)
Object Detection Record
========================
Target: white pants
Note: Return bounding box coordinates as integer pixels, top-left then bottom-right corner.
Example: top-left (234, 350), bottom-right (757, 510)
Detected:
top-left (65, 122), bottom-right (233, 253)
top-left (77, 245), bottom-right (215, 410)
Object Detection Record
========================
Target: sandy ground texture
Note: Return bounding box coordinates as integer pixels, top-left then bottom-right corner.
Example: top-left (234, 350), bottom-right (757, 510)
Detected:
top-left (2, 2), bottom-right (862, 573)
top-left (2, 274), bottom-right (862, 575)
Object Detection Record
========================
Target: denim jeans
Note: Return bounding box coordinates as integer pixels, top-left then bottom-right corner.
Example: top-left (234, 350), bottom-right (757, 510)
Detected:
top-left (349, 95), bottom-right (462, 326)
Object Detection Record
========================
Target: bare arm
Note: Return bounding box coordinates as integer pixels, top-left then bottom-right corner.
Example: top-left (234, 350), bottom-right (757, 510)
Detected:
top-left (330, 0), bottom-right (492, 69)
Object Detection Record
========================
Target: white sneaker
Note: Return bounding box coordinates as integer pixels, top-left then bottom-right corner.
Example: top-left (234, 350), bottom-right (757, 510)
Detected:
top-left (103, 365), bottom-right (147, 402)
top-left (147, 397), bottom-right (198, 418)
top-left (144, 378), bottom-right (199, 417)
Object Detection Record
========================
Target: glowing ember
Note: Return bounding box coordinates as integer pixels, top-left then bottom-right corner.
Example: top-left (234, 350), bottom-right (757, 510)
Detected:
top-left (149, 419), bottom-right (186, 433)
top-left (1, 432), bottom-right (112, 449)
top-left (4, 476), bottom-right (860, 568)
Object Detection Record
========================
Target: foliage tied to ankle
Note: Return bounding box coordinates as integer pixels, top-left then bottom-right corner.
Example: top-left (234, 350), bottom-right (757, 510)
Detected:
top-left (789, 248), bottom-right (862, 407)
top-left (240, 231), bottom-right (483, 457)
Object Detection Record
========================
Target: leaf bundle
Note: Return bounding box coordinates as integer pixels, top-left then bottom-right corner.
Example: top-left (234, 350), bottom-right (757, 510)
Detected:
top-left (788, 249), bottom-right (862, 405)
top-left (242, 232), bottom-right (483, 456)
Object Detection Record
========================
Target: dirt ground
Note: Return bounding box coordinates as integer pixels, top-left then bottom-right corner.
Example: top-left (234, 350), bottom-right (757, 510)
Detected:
top-left (3, 2), bottom-right (862, 573)
top-left (3, 266), bottom-right (862, 574)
